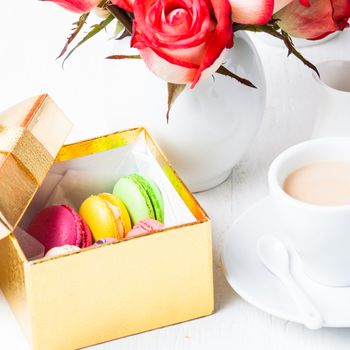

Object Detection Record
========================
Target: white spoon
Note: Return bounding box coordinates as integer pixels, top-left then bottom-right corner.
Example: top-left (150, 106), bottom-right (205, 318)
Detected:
top-left (257, 235), bottom-right (323, 330)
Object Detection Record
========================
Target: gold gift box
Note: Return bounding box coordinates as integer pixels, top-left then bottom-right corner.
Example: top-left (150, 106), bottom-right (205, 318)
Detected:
top-left (0, 95), bottom-right (214, 350)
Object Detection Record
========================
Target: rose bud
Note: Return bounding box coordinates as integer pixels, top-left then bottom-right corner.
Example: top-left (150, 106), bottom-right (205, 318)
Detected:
top-left (42, 0), bottom-right (100, 13)
top-left (275, 0), bottom-right (350, 40)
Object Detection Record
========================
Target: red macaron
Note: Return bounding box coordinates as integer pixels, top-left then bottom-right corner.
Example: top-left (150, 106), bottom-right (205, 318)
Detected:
top-left (27, 205), bottom-right (92, 253)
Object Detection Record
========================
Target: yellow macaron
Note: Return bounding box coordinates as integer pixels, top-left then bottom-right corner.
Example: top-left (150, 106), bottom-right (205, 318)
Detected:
top-left (79, 193), bottom-right (131, 242)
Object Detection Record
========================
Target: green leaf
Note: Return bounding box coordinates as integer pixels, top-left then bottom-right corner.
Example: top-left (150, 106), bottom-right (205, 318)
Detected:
top-left (57, 12), bottom-right (89, 59)
top-left (115, 21), bottom-right (124, 36)
top-left (114, 29), bottom-right (131, 40)
top-left (167, 83), bottom-right (186, 122)
top-left (106, 54), bottom-right (141, 60)
top-left (97, 0), bottom-right (108, 7)
top-left (62, 14), bottom-right (114, 66)
top-left (106, 4), bottom-right (133, 34)
top-left (234, 21), bottom-right (319, 78)
top-left (107, 21), bottom-right (129, 40)
top-left (216, 65), bottom-right (257, 88)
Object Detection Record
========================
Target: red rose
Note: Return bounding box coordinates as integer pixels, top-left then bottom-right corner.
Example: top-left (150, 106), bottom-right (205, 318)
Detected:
top-left (43, 0), bottom-right (100, 13)
top-left (112, 0), bottom-right (134, 12)
top-left (273, 0), bottom-right (310, 12)
top-left (229, 0), bottom-right (274, 24)
top-left (275, 0), bottom-right (350, 40)
top-left (128, 0), bottom-right (234, 88)
top-left (113, 0), bottom-right (302, 25)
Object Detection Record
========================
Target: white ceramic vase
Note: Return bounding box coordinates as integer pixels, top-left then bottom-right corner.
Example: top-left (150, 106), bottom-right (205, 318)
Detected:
top-left (107, 32), bottom-right (266, 192)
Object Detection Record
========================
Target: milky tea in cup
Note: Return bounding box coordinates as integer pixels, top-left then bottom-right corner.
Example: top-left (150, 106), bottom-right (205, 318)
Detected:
top-left (284, 161), bottom-right (350, 206)
top-left (268, 138), bottom-right (350, 287)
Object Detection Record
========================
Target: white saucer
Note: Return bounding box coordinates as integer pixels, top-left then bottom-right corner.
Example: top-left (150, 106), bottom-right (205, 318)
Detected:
top-left (222, 196), bottom-right (350, 328)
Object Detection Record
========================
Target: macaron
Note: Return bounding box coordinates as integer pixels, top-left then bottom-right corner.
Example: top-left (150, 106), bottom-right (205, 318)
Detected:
top-left (132, 174), bottom-right (164, 223)
top-left (93, 238), bottom-right (118, 246)
top-left (79, 193), bottom-right (131, 242)
top-left (27, 205), bottom-right (92, 253)
top-left (126, 219), bottom-right (165, 238)
top-left (45, 245), bottom-right (81, 258)
top-left (113, 174), bottom-right (164, 225)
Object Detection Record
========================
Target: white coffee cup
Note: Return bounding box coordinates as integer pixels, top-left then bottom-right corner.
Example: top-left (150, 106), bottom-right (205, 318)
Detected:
top-left (312, 60), bottom-right (350, 138)
top-left (268, 138), bottom-right (350, 287)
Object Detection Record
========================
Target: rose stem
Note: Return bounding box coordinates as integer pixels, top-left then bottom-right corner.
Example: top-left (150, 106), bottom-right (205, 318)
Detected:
top-left (106, 4), bottom-right (133, 34)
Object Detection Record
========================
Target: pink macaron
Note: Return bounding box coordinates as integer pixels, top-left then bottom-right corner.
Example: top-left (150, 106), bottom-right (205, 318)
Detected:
top-left (126, 218), bottom-right (164, 238)
top-left (27, 205), bottom-right (92, 253)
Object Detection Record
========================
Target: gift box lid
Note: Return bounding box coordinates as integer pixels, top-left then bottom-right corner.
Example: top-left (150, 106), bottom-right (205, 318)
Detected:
top-left (0, 94), bottom-right (72, 240)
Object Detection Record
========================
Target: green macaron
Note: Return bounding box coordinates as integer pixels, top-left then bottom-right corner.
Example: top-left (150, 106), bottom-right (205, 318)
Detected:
top-left (132, 174), bottom-right (164, 224)
top-left (113, 174), bottom-right (164, 225)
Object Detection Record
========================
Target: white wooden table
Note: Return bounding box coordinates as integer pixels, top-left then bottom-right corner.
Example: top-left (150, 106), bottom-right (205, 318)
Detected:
top-left (1, 2), bottom-right (350, 349)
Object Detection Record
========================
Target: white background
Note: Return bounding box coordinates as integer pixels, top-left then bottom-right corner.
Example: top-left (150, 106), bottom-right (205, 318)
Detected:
top-left (1, 1), bottom-right (350, 349)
